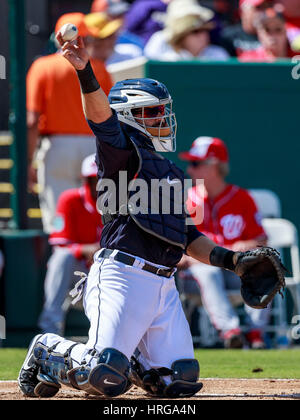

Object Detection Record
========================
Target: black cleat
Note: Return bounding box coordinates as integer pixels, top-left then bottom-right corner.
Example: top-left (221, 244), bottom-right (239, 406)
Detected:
top-left (18, 334), bottom-right (43, 397)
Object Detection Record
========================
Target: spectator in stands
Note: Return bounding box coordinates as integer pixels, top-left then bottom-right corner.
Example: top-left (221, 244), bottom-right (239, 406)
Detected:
top-left (211, 0), bottom-right (241, 25)
top-left (197, 1), bottom-right (241, 47)
top-left (84, 12), bottom-right (143, 65)
top-left (124, 0), bottom-right (170, 47)
top-left (239, 7), bottom-right (294, 61)
top-left (277, 0), bottom-right (300, 51)
top-left (90, 0), bottom-right (145, 55)
top-left (178, 136), bottom-right (270, 349)
top-left (144, 0), bottom-right (229, 61)
top-left (220, 0), bottom-right (275, 56)
top-left (27, 13), bottom-right (113, 234)
top-left (38, 154), bottom-right (103, 335)
top-left (91, 0), bottom-right (130, 18)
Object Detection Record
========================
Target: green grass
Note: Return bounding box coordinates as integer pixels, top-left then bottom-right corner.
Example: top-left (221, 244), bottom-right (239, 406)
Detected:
top-left (195, 349), bottom-right (300, 379)
top-left (0, 348), bottom-right (27, 380)
top-left (1, 348), bottom-right (300, 381)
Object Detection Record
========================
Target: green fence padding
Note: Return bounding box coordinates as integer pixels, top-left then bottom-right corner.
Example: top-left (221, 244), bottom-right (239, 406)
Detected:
top-left (0, 230), bottom-right (91, 346)
top-left (0, 230), bottom-right (49, 332)
top-left (145, 60), bottom-right (300, 234)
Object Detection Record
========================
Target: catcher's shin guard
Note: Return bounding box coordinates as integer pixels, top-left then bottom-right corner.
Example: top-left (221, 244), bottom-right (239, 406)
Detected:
top-left (67, 350), bottom-right (102, 395)
top-left (32, 342), bottom-right (79, 397)
top-left (18, 334), bottom-right (44, 397)
top-left (88, 348), bottom-right (131, 397)
top-left (129, 357), bottom-right (203, 398)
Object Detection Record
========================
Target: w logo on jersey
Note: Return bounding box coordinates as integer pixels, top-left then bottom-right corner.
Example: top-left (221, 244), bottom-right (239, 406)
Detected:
top-left (220, 214), bottom-right (245, 240)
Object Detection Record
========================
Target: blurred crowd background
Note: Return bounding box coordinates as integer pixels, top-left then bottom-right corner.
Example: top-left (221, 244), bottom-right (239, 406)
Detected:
top-left (1, 0), bottom-right (300, 132)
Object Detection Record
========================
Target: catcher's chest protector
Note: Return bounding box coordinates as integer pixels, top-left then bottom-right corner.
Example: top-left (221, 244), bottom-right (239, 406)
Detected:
top-left (126, 130), bottom-right (188, 249)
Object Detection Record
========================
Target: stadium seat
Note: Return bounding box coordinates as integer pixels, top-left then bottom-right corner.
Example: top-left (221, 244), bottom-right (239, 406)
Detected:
top-left (248, 189), bottom-right (281, 218)
top-left (261, 218), bottom-right (300, 339)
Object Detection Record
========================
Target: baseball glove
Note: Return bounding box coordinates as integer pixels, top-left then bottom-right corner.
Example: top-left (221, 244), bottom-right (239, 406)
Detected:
top-left (234, 247), bottom-right (287, 309)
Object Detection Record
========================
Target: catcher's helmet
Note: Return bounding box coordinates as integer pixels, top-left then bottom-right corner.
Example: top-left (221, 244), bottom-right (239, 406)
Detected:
top-left (108, 78), bottom-right (177, 152)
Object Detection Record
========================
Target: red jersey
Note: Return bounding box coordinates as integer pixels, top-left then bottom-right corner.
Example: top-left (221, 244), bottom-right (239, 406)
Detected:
top-left (49, 183), bottom-right (103, 259)
top-left (187, 184), bottom-right (266, 247)
top-left (239, 44), bottom-right (295, 62)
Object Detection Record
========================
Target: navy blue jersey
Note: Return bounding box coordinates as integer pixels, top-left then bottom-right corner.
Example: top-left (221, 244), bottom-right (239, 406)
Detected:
top-left (88, 112), bottom-right (202, 267)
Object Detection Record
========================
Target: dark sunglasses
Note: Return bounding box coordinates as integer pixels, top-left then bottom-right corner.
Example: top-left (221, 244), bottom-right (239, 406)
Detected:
top-left (132, 105), bottom-right (165, 118)
top-left (188, 160), bottom-right (208, 168)
top-left (190, 28), bottom-right (206, 35)
top-left (264, 26), bottom-right (284, 35)
top-left (256, 1), bottom-right (274, 10)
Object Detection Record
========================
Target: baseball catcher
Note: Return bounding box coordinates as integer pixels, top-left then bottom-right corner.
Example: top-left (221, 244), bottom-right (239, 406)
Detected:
top-left (18, 28), bottom-right (286, 399)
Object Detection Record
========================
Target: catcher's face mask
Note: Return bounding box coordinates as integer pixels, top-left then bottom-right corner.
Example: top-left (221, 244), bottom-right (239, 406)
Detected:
top-left (108, 78), bottom-right (177, 152)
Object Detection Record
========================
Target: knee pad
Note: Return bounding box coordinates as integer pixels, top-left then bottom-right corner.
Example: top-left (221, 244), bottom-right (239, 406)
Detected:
top-left (67, 365), bottom-right (101, 396)
top-left (164, 359), bottom-right (203, 398)
top-left (129, 357), bottom-right (203, 398)
top-left (88, 348), bottom-right (130, 397)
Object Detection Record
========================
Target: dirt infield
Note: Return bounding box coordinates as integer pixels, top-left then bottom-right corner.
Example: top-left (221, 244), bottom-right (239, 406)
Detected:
top-left (1, 379), bottom-right (300, 400)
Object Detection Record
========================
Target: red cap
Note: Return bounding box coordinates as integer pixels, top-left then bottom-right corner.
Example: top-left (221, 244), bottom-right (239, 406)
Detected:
top-left (239, 0), bottom-right (273, 8)
top-left (55, 13), bottom-right (90, 37)
top-left (179, 137), bottom-right (229, 162)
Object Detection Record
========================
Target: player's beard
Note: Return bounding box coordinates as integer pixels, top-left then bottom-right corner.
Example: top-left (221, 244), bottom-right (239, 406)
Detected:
top-left (145, 120), bottom-right (171, 137)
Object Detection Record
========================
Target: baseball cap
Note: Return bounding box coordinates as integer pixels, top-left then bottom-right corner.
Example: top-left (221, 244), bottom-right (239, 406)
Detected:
top-left (179, 137), bottom-right (229, 162)
top-left (239, 0), bottom-right (273, 8)
top-left (55, 13), bottom-right (90, 38)
top-left (91, 0), bottom-right (130, 16)
top-left (84, 12), bottom-right (123, 39)
top-left (81, 154), bottom-right (98, 177)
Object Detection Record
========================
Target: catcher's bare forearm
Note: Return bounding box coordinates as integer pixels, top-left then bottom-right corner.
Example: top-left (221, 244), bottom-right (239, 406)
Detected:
top-left (187, 236), bottom-right (235, 270)
top-left (76, 62), bottom-right (112, 124)
top-left (80, 88), bottom-right (112, 124)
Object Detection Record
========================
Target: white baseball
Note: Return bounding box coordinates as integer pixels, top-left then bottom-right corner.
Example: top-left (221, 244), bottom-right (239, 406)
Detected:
top-left (59, 23), bottom-right (78, 42)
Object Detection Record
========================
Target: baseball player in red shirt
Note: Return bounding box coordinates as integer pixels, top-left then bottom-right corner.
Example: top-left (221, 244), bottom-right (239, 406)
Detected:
top-left (179, 137), bottom-right (270, 349)
top-left (38, 154), bottom-right (103, 335)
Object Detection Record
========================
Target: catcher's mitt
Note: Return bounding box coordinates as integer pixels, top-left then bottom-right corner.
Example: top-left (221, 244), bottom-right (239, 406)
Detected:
top-left (234, 247), bottom-right (287, 309)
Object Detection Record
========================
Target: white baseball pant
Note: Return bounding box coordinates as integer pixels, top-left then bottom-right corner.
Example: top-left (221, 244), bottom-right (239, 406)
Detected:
top-left (38, 250), bottom-right (195, 376)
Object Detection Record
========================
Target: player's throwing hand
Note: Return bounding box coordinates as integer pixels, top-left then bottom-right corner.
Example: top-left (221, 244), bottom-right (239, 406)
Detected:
top-left (56, 32), bottom-right (89, 71)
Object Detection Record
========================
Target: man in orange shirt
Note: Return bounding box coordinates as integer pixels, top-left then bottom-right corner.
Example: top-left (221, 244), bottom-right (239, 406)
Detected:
top-left (27, 13), bottom-right (113, 233)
